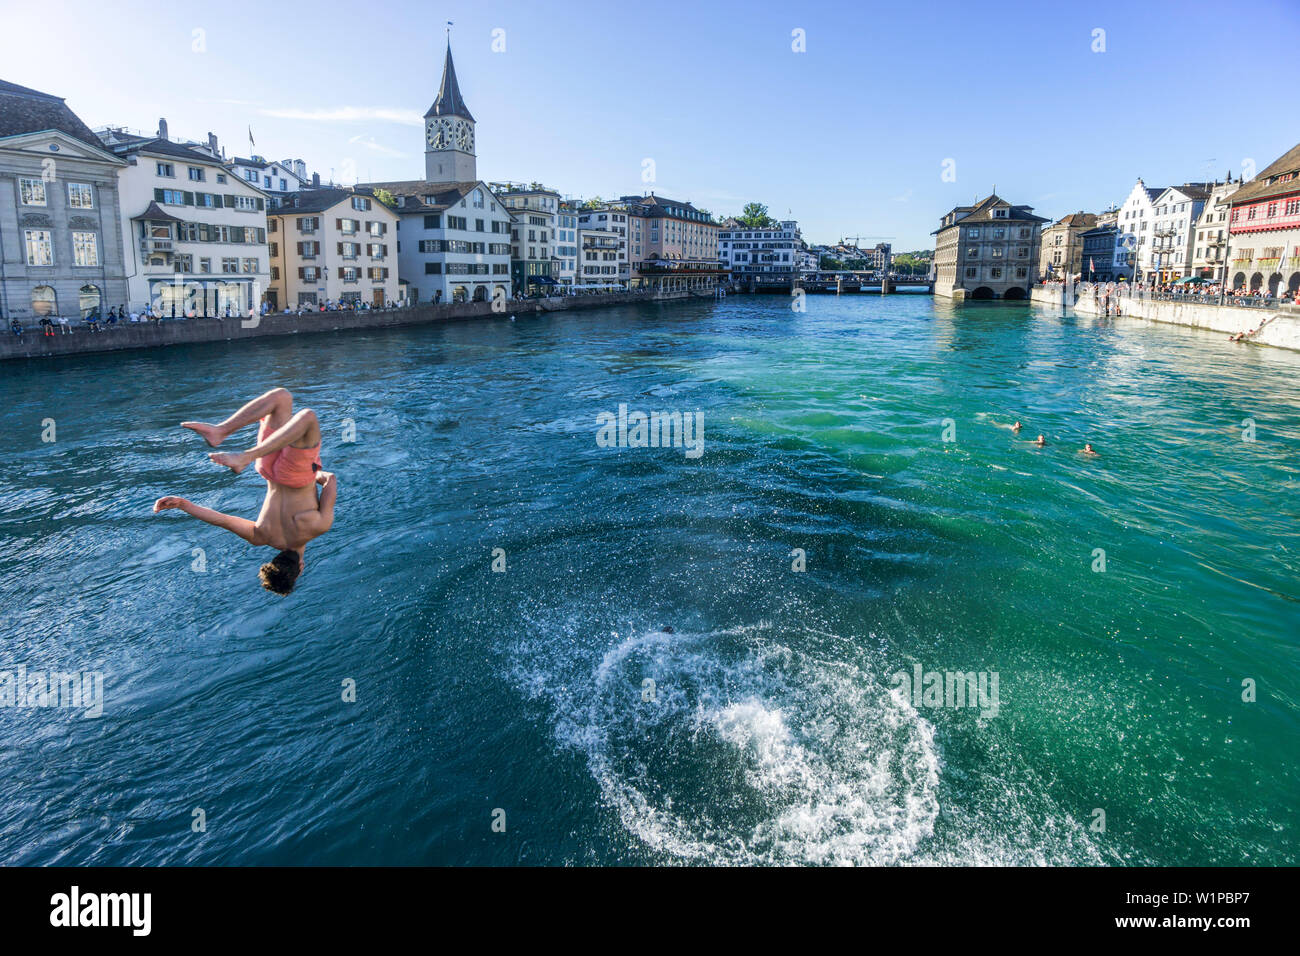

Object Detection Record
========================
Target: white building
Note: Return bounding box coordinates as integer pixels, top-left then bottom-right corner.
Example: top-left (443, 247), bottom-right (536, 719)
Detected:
top-left (105, 131), bottom-right (270, 315)
top-left (1116, 179), bottom-right (1162, 282)
top-left (375, 181), bottom-right (513, 304)
top-left (795, 242), bottom-right (818, 273)
top-left (554, 204), bottom-right (579, 288)
top-left (576, 204), bottom-right (630, 287)
top-left (1148, 183), bottom-right (1211, 281)
top-left (718, 219), bottom-right (803, 279)
top-left (1191, 180), bottom-right (1239, 281)
top-left (228, 156), bottom-right (309, 208)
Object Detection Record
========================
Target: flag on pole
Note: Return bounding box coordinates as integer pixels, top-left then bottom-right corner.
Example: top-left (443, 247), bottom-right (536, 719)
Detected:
top-left (248, 127), bottom-right (255, 151)
top-left (1090, 257), bottom-right (1095, 273)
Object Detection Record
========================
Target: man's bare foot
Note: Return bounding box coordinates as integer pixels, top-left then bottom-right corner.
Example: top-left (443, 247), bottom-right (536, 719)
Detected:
top-left (209, 451), bottom-right (251, 475)
top-left (182, 421), bottom-right (227, 447)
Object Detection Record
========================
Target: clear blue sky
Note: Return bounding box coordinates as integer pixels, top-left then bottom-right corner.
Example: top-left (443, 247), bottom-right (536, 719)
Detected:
top-left (4, 0), bottom-right (1297, 250)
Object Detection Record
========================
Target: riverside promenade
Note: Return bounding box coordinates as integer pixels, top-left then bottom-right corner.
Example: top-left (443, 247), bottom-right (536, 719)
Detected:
top-left (0, 290), bottom-right (699, 363)
top-left (1031, 283), bottom-right (1300, 352)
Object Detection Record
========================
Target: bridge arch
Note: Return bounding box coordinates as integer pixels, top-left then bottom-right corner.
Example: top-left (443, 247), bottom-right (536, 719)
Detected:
top-left (969, 286), bottom-right (995, 300)
top-left (1002, 287), bottom-right (1027, 301)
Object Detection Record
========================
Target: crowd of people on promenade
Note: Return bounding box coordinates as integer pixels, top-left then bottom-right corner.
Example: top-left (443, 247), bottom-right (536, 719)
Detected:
top-left (1042, 275), bottom-right (1300, 307)
top-left (4, 298), bottom-right (410, 337)
top-left (2, 283), bottom-right (657, 340)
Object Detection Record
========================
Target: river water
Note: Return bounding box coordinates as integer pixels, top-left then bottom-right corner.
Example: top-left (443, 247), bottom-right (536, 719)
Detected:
top-left (1, 294), bottom-right (1296, 865)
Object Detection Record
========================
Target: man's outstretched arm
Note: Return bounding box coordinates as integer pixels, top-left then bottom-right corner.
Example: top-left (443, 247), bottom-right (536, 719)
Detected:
top-left (154, 496), bottom-right (257, 544)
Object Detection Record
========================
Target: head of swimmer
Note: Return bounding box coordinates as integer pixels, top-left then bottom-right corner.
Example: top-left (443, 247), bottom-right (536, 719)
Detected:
top-left (259, 549), bottom-right (304, 595)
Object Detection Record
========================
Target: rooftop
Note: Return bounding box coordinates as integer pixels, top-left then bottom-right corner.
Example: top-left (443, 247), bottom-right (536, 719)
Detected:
top-left (0, 78), bottom-right (104, 150)
top-left (1228, 142), bottom-right (1300, 206)
top-left (425, 42), bottom-right (474, 122)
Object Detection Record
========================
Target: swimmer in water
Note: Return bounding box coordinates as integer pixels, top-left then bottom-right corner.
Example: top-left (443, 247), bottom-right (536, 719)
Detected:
top-left (1011, 421), bottom-right (1022, 433)
top-left (1034, 434), bottom-right (1047, 447)
top-left (1081, 443), bottom-right (1098, 456)
top-left (155, 387), bottom-right (337, 595)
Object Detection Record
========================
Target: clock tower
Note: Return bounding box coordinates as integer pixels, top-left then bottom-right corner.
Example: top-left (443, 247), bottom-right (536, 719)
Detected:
top-left (424, 41), bottom-right (476, 184)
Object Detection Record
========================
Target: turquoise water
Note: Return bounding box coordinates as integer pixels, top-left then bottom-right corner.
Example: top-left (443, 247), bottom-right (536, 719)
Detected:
top-left (0, 294), bottom-right (1296, 865)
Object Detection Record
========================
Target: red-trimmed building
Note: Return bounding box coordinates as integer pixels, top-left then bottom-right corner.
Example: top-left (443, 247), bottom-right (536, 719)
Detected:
top-left (1225, 142), bottom-right (1300, 295)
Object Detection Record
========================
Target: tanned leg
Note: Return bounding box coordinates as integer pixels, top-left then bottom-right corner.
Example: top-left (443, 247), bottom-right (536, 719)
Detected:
top-left (183, 387), bottom-right (293, 447)
top-left (210, 408), bottom-right (320, 475)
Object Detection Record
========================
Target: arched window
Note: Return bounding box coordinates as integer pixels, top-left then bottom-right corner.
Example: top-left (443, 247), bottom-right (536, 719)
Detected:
top-left (79, 284), bottom-right (102, 318)
top-left (31, 285), bottom-right (57, 317)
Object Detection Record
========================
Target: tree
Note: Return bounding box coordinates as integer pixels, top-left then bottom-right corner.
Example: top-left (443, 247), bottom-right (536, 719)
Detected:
top-left (583, 196), bottom-right (605, 210)
top-left (737, 202), bottom-right (775, 229)
top-left (371, 188), bottom-right (397, 209)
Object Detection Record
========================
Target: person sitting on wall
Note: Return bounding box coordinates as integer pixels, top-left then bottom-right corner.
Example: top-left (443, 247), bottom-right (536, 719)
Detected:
top-left (10, 318), bottom-right (22, 337)
top-left (39, 316), bottom-right (54, 337)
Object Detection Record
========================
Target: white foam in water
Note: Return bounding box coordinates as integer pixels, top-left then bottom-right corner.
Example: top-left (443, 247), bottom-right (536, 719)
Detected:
top-left (520, 624), bottom-right (942, 866)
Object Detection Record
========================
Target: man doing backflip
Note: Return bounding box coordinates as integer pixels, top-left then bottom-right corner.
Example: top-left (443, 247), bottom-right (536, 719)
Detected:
top-left (154, 387), bottom-right (337, 595)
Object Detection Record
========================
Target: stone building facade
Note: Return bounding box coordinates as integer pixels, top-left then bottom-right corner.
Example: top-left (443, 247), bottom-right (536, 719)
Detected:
top-left (0, 80), bottom-right (129, 323)
top-left (1038, 211), bottom-right (1098, 279)
top-left (933, 194), bottom-right (1047, 299)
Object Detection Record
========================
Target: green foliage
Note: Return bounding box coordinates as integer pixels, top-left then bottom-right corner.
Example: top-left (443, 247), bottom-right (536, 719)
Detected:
top-left (892, 252), bottom-right (931, 274)
top-left (737, 202), bottom-right (775, 228)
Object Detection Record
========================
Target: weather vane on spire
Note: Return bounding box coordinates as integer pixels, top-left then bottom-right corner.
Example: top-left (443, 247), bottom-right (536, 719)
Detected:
top-left (446, 20), bottom-right (453, 40)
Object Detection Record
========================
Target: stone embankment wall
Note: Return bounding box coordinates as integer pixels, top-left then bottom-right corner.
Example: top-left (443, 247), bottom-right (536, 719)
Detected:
top-left (0, 290), bottom-right (701, 363)
top-left (1030, 284), bottom-right (1300, 352)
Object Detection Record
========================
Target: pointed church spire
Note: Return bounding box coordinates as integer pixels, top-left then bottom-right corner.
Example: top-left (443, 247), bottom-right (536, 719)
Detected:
top-left (425, 41), bottom-right (474, 122)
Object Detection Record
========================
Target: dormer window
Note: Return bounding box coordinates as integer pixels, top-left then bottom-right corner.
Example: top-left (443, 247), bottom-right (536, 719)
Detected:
top-left (994, 208), bottom-right (1008, 218)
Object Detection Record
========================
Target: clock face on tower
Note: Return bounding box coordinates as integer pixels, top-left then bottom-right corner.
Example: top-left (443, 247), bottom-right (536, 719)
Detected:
top-left (426, 119), bottom-right (449, 149)
top-left (452, 119), bottom-right (473, 153)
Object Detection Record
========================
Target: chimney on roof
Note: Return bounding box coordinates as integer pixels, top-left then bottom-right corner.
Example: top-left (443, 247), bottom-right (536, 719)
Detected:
top-left (208, 132), bottom-right (219, 154)
top-left (312, 172), bottom-right (321, 188)
top-left (158, 118), bottom-right (169, 141)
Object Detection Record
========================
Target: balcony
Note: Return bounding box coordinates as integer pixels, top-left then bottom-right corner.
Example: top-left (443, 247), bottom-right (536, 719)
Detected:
top-left (141, 238), bottom-right (173, 254)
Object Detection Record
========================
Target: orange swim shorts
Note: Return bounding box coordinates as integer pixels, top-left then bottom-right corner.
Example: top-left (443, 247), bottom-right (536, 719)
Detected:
top-left (254, 416), bottom-right (322, 488)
